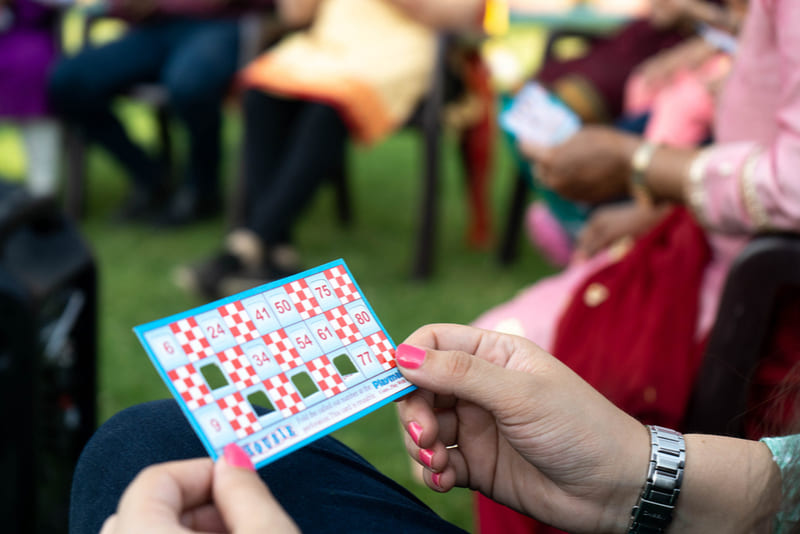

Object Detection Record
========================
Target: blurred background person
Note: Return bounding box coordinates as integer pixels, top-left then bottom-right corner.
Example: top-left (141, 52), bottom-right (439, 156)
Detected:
top-left (476, 0), bottom-right (798, 531)
top-left (516, 0), bottom-right (731, 267)
top-left (48, 0), bottom-right (275, 225)
top-left (177, 0), bottom-right (485, 300)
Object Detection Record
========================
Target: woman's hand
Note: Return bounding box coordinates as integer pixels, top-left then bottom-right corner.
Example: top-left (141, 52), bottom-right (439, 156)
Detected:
top-left (100, 444), bottom-right (300, 534)
top-left (520, 126), bottom-right (639, 204)
top-left (574, 202), bottom-right (669, 260)
top-left (634, 37), bottom-right (717, 90)
top-left (388, 0), bottom-right (484, 30)
top-left (395, 324), bottom-right (650, 534)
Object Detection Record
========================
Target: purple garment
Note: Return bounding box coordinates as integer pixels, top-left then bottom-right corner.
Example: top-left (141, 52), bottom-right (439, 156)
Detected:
top-left (0, 0), bottom-right (58, 118)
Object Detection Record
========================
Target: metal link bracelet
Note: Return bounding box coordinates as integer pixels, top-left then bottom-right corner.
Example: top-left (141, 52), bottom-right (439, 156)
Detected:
top-left (628, 425), bottom-right (686, 534)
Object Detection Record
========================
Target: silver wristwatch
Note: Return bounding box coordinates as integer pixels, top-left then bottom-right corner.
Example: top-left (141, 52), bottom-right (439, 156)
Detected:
top-left (628, 425), bottom-right (686, 534)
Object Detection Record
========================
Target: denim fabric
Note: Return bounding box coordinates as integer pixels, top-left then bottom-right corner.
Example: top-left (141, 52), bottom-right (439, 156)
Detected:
top-left (69, 399), bottom-right (468, 534)
top-left (49, 17), bottom-right (239, 194)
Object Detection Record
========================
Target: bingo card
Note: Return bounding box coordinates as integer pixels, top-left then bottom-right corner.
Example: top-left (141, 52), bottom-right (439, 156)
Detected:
top-left (500, 81), bottom-right (581, 147)
top-left (134, 259), bottom-right (414, 468)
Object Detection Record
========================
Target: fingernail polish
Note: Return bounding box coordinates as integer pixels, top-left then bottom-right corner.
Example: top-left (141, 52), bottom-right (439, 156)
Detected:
top-left (419, 448), bottom-right (434, 468)
top-left (396, 343), bottom-right (426, 369)
top-left (431, 472), bottom-right (442, 488)
top-left (223, 443), bottom-right (255, 471)
top-left (408, 422), bottom-right (423, 446)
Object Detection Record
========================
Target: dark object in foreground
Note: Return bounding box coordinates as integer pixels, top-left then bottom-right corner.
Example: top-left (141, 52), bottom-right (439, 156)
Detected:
top-left (0, 183), bottom-right (97, 534)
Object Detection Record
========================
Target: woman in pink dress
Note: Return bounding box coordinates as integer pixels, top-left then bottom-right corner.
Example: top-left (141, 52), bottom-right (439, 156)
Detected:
top-left (475, 0), bottom-right (800, 532)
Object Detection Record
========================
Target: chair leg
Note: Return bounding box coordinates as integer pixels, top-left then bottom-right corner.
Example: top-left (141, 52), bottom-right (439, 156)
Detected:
top-left (460, 115), bottom-right (493, 250)
top-left (413, 119), bottom-right (441, 280)
top-left (227, 145), bottom-right (248, 230)
top-left (63, 126), bottom-right (87, 220)
top-left (156, 106), bottom-right (173, 185)
top-left (498, 170), bottom-right (529, 265)
top-left (410, 33), bottom-right (449, 280)
top-left (459, 49), bottom-right (495, 250)
top-left (331, 147), bottom-right (352, 227)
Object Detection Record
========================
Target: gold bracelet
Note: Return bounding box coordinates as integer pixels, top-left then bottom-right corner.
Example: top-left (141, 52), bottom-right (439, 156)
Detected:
top-left (630, 141), bottom-right (658, 208)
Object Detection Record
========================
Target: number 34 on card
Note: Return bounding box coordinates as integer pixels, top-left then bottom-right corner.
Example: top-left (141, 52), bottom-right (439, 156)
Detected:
top-left (134, 259), bottom-right (414, 468)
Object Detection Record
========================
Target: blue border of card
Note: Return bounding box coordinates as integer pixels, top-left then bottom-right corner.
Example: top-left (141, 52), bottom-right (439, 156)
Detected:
top-left (133, 258), bottom-right (415, 468)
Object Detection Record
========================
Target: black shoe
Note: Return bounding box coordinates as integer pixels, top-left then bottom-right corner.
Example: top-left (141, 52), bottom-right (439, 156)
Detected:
top-left (218, 264), bottom-right (283, 297)
top-left (264, 260), bottom-right (302, 281)
top-left (113, 184), bottom-right (167, 223)
top-left (157, 188), bottom-right (221, 227)
top-left (174, 252), bottom-right (245, 301)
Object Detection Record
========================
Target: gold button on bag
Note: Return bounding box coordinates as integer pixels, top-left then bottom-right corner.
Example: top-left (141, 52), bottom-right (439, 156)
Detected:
top-left (583, 283), bottom-right (609, 307)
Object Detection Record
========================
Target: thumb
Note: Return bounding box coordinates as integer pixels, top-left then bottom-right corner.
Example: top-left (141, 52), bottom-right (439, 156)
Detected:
top-left (395, 343), bottom-right (528, 416)
top-left (213, 444), bottom-right (300, 534)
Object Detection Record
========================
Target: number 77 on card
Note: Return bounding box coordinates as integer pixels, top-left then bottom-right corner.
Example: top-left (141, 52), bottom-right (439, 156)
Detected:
top-left (134, 259), bottom-right (415, 468)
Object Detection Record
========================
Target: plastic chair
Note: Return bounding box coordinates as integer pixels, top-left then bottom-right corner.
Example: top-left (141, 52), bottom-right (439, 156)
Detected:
top-left (683, 233), bottom-right (800, 437)
top-left (343, 35), bottom-right (495, 279)
top-left (309, 34), bottom-right (455, 280)
top-left (62, 12), bottom-right (273, 219)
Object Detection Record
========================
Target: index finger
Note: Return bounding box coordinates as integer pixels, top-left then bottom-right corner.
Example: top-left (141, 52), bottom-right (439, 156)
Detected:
top-left (402, 323), bottom-right (490, 360)
top-left (403, 323), bottom-right (549, 371)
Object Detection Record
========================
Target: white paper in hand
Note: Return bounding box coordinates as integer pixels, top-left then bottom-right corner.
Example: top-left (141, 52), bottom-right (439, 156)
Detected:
top-left (500, 81), bottom-right (581, 147)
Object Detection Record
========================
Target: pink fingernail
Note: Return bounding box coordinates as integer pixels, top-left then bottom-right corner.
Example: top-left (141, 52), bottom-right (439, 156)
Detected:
top-left (431, 472), bottom-right (442, 488)
top-left (396, 344), bottom-right (426, 369)
top-left (408, 422), bottom-right (423, 446)
top-left (223, 443), bottom-right (255, 471)
top-left (419, 448), bottom-right (434, 468)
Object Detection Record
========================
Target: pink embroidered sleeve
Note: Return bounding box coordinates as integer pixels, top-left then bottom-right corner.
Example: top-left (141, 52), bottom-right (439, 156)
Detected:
top-left (685, 0), bottom-right (800, 235)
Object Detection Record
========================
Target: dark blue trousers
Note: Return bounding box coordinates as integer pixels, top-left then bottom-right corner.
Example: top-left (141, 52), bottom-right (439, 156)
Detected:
top-left (49, 17), bottom-right (240, 195)
top-left (69, 400), bottom-right (467, 534)
top-left (241, 90), bottom-right (348, 245)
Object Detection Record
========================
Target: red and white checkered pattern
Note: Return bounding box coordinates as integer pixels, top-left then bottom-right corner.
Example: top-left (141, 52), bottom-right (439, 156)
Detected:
top-left (323, 265), bottom-right (359, 304)
top-left (306, 355), bottom-right (346, 398)
top-left (284, 279), bottom-right (323, 319)
top-left (168, 363), bottom-right (213, 410)
top-left (169, 317), bottom-right (214, 362)
top-left (262, 330), bottom-right (303, 371)
top-left (218, 301), bottom-right (258, 344)
top-left (365, 331), bottom-right (396, 371)
top-left (324, 306), bottom-right (362, 345)
top-left (218, 346), bottom-right (259, 390)
top-left (264, 373), bottom-right (306, 417)
top-left (217, 391), bottom-right (262, 438)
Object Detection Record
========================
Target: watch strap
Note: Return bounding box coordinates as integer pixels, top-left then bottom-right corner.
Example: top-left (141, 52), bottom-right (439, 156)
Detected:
top-left (629, 425), bottom-right (686, 534)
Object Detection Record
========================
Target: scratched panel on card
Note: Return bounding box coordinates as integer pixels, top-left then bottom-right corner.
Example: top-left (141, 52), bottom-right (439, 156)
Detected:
top-left (134, 259), bottom-right (414, 468)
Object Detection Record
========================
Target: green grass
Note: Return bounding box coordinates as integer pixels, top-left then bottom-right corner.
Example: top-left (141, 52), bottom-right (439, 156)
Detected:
top-left (1, 105), bottom-right (554, 531)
